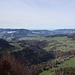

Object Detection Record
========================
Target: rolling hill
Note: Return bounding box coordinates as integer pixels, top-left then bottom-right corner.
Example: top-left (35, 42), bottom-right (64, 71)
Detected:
top-left (0, 29), bottom-right (75, 38)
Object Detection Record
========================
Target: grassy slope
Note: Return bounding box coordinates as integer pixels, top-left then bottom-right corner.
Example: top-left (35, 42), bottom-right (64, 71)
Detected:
top-left (44, 37), bottom-right (75, 52)
top-left (40, 57), bottom-right (75, 75)
top-left (17, 36), bottom-right (75, 52)
top-left (39, 37), bottom-right (75, 75)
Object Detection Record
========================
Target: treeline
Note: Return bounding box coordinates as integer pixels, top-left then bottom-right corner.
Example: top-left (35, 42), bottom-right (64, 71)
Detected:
top-left (0, 53), bottom-right (28, 75)
top-left (46, 33), bottom-right (75, 40)
top-left (0, 53), bottom-right (39, 75)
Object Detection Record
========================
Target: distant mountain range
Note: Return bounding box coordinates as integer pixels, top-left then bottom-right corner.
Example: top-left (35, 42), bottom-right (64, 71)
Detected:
top-left (0, 29), bottom-right (75, 38)
top-left (31, 29), bottom-right (75, 36)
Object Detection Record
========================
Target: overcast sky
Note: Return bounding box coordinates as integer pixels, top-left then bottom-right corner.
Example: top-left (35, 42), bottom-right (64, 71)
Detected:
top-left (0, 0), bottom-right (75, 30)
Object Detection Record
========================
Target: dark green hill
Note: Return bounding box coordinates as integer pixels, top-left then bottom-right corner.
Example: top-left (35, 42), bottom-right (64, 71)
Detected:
top-left (0, 39), bottom-right (15, 52)
top-left (0, 39), bottom-right (55, 66)
top-left (12, 45), bottom-right (54, 66)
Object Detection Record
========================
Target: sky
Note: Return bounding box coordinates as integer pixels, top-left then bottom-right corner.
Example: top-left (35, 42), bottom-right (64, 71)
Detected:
top-left (0, 0), bottom-right (75, 30)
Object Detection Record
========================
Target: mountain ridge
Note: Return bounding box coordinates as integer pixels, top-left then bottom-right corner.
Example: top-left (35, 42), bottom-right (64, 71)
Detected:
top-left (0, 28), bottom-right (75, 38)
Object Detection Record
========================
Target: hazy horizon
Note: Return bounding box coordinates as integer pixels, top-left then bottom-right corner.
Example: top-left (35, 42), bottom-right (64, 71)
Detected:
top-left (1, 27), bottom-right (75, 30)
top-left (0, 0), bottom-right (75, 29)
